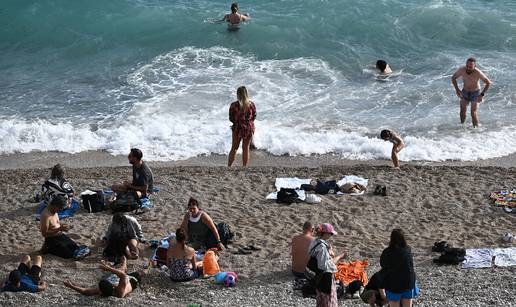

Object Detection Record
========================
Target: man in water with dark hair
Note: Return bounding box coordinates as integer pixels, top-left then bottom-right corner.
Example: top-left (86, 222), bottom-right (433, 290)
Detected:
top-left (63, 256), bottom-right (148, 298)
top-left (376, 60), bottom-right (392, 75)
top-left (451, 57), bottom-right (492, 127)
top-left (111, 148), bottom-right (154, 199)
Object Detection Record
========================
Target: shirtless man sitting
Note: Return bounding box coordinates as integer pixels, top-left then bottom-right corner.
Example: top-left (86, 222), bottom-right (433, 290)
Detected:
top-left (290, 221), bottom-right (315, 278)
top-left (63, 256), bottom-right (148, 298)
top-left (222, 2), bottom-right (250, 30)
top-left (40, 195), bottom-right (86, 259)
top-left (451, 57), bottom-right (492, 127)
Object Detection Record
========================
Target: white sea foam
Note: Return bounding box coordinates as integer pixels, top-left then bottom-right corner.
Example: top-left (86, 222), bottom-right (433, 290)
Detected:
top-left (1, 47), bottom-right (516, 162)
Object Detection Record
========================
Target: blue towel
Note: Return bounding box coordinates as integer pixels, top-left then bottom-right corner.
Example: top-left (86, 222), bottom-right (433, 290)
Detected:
top-left (35, 199), bottom-right (79, 221)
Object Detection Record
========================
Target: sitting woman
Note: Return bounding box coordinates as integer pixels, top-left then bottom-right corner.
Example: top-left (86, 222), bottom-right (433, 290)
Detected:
top-left (103, 213), bottom-right (145, 261)
top-left (380, 228), bottom-right (419, 307)
top-left (180, 198), bottom-right (224, 251)
top-left (41, 164), bottom-right (75, 207)
top-left (167, 228), bottom-right (202, 282)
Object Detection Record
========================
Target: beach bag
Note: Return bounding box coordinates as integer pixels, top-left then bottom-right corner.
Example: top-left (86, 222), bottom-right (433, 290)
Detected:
top-left (81, 190), bottom-right (106, 213)
top-left (110, 191), bottom-right (140, 213)
top-left (276, 188), bottom-right (299, 204)
top-left (315, 180), bottom-right (339, 194)
top-left (216, 222), bottom-right (234, 247)
top-left (42, 180), bottom-right (74, 204)
top-left (203, 250), bottom-right (221, 276)
top-left (433, 248), bottom-right (466, 265)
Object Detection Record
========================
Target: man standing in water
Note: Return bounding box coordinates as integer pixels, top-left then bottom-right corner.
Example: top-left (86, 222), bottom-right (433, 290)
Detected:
top-left (451, 58), bottom-right (492, 127)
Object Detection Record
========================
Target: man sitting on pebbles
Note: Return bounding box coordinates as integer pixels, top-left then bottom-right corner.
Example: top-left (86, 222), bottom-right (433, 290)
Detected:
top-left (290, 221), bottom-right (314, 278)
top-left (63, 256), bottom-right (148, 298)
top-left (2, 255), bottom-right (48, 293)
top-left (40, 195), bottom-right (89, 260)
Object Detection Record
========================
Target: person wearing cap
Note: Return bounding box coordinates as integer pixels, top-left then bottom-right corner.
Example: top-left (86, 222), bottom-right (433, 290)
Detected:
top-left (290, 221), bottom-right (315, 278)
top-left (2, 255), bottom-right (48, 293)
top-left (308, 223), bottom-right (346, 307)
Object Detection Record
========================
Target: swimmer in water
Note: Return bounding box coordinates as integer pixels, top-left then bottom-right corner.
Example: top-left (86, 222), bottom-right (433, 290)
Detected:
top-left (221, 3), bottom-right (250, 30)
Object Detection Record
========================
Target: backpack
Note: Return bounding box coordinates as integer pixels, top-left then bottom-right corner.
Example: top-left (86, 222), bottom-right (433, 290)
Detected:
top-left (216, 222), bottom-right (235, 247)
top-left (110, 191), bottom-right (140, 213)
top-left (315, 180), bottom-right (339, 195)
top-left (81, 190), bottom-right (106, 213)
top-left (306, 241), bottom-right (325, 275)
top-left (42, 179), bottom-right (74, 204)
top-left (276, 188), bottom-right (300, 204)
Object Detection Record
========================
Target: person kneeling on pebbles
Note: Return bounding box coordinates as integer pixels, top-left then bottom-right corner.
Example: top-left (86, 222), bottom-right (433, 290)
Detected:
top-left (2, 255), bottom-right (48, 293)
top-left (380, 129), bottom-right (404, 169)
top-left (63, 256), bottom-right (148, 298)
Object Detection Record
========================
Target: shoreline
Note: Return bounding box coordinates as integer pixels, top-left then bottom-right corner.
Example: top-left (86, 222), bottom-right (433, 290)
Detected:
top-left (1, 150), bottom-right (516, 170)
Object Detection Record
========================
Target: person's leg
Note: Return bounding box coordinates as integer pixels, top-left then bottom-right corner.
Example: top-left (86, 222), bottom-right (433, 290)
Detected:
top-left (471, 101), bottom-right (479, 127)
top-left (401, 298), bottom-right (413, 307)
top-left (459, 99), bottom-right (468, 124)
top-left (111, 183), bottom-right (128, 194)
top-left (29, 255), bottom-right (43, 283)
top-left (126, 239), bottom-right (139, 259)
top-left (242, 136), bottom-right (252, 167)
top-left (20, 254), bottom-right (31, 267)
top-left (228, 129), bottom-right (241, 167)
top-left (391, 146), bottom-right (400, 168)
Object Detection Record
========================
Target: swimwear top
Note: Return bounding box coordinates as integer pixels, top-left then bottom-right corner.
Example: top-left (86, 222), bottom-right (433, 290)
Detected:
top-left (187, 211), bottom-right (210, 250)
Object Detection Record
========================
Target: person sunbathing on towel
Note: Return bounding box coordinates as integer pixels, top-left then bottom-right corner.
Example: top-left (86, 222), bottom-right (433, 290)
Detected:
top-left (180, 198), bottom-right (224, 251)
top-left (2, 255), bottom-right (48, 293)
top-left (63, 256), bottom-right (148, 298)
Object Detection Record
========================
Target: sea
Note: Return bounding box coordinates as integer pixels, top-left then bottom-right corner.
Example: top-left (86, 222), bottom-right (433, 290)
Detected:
top-left (1, 0), bottom-right (516, 161)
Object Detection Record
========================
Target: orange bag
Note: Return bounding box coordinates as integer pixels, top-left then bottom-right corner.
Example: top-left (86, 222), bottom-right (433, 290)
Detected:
top-left (203, 250), bottom-right (221, 276)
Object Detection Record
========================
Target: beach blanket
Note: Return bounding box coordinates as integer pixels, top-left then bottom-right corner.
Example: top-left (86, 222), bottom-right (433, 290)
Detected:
top-left (335, 260), bottom-right (369, 286)
top-left (336, 175), bottom-right (369, 188)
top-left (34, 199), bottom-right (79, 221)
top-left (493, 248), bottom-right (516, 267)
top-left (489, 190), bottom-right (516, 213)
top-left (462, 249), bottom-right (494, 269)
top-left (275, 178), bottom-right (311, 191)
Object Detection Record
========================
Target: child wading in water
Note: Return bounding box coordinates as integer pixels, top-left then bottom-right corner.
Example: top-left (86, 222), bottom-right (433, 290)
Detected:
top-left (381, 130), bottom-right (405, 169)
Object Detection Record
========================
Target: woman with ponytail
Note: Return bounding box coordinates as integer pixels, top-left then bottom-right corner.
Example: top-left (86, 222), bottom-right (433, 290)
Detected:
top-left (228, 86), bottom-right (257, 167)
top-left (167, 228), bottom-right (201, 282)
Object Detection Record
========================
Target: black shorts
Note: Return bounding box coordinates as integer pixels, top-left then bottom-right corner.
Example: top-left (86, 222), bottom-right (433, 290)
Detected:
top-left (17, 263), bottom-right (41, 283)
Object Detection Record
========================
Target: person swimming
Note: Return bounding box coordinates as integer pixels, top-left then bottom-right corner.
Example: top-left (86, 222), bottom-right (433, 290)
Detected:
top-left (221, 3), bottom-right (250, 31)
top-left (376, 60), bottom-right (392, 75)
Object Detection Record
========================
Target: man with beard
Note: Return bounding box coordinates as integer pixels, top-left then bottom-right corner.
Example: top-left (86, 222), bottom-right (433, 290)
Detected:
top-left (451, 57), bottom-right (492, 127)
top-left (112, 148), bottom-right (154, 199)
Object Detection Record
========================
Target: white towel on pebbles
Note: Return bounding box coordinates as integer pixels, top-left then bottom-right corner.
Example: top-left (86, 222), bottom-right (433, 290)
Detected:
top-left (493, 248), bottom-right (516, 267)
top-left (462, 249), bottom-right (494, 269)
top-left (337, 175), bottom-right (368, 188)
top-left (275, 178), bottom-right (311, 191)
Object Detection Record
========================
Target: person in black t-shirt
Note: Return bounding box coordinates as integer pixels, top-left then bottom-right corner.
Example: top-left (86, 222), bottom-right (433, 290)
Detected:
top-left (360, 271), bottom-right (388, 307)
top-left (112, 148), bottom-right (154, 198)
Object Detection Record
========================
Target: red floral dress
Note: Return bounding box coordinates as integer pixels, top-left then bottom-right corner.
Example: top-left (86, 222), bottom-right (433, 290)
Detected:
top-left (229, 101), bottom-right (256, 139)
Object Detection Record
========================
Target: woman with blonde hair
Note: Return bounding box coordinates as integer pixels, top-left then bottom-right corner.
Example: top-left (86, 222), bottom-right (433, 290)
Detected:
top-left (228, 86), bottom-right (256, 167)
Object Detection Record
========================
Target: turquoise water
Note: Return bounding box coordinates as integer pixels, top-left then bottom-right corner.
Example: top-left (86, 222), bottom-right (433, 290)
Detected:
top-left (1, 0), bottom-right (516, 160)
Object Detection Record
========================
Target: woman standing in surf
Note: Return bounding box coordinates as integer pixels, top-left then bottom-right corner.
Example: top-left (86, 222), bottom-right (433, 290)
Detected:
top-left (228, 86), bottom-right (256, 167)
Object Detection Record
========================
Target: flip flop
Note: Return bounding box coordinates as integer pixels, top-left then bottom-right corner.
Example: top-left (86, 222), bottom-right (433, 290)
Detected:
top-left (243, 245), bottom-right (262, 251)
top-left (232, 248), bottom-right (252, 255)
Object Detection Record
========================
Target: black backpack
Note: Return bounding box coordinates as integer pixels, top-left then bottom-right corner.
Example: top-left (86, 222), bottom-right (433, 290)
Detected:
top-left (276, 188), bottom-right (300, 204)
top-left (433, 247), bottom-right (466, 265)
top-left (81, 190), bottom-right (106, 213)
top-left (216, 222), bottom-right (235, 247)
top-left (315, 180), bottom-right (339, 194)
top-left (42, 180), bottom-right (74, 204)
top-left (110, 191), bottom-right (140, 213)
